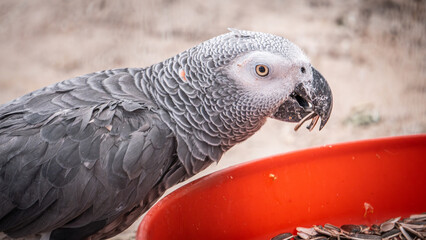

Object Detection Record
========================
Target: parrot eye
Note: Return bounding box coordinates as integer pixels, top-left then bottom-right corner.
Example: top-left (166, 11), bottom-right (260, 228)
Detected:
top-left (255, 64), bottom-right (269, 77)
top-left (301, 67), bottom-right (306, 74)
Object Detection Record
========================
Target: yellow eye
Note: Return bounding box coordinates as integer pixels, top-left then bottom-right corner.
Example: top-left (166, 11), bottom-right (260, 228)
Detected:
top-left (255, 64), bottom-right (269, 77)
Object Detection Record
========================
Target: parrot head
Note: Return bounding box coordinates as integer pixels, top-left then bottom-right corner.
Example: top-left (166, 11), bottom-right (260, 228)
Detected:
top-left (222, 36), bottom-right (333, 131)
top-left (190, 29), bottom-right (333, 134)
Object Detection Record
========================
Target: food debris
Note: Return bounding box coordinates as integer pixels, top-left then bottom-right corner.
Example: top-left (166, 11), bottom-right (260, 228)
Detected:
top-left (364, 202), bottom-right (374, 217)
top-left (269, 173), bottom-right (278, 180)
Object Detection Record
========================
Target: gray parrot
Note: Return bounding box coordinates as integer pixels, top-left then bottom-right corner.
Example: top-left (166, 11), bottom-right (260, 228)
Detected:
top-left (0, 29), bottom-right (332, 239)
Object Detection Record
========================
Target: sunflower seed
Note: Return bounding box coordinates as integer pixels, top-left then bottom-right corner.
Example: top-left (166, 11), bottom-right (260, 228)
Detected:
top-left (313, 225), bottom-right (333, 237)
top-left (341, 224), bottom-right (362, 234)
top-left (297, 232), bottom-right (311, 239)
top-left (398, 224), bottom-right (424, 239)
top-left (409, 213), bottom-right (426, 220)
top-left (382, 228), bottom-right (401, 239)
top-left (399, 225), bottom-right (413, 240)
top-left (345, 233), bottom-right (382, 240)
top-left (380, 222), bottom-right (395, 233)
top-left (310, 236), bottom-right (329, 240)
top-left (296, 227), bottom-right (318, 236)
top-left (399, 222), bottom-right (426, 230)
top-left (271, 232), bottom-right (294, 240)
top-left (325, 223), bottom-right (341, 233)
top-left (381, 217), bottom-right (401, 232)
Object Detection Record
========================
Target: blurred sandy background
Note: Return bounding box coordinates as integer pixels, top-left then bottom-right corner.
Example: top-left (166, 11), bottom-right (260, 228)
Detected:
top-left (0, 0), bottom-right (425, 239)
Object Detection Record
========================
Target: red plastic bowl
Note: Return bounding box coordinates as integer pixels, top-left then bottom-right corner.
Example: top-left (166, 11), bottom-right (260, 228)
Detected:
top-left (137, 135), bottom-right (426, 240)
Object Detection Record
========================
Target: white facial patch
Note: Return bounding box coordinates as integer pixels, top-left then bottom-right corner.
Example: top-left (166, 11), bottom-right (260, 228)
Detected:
top-left (225, 51), bottom-right (311, 98)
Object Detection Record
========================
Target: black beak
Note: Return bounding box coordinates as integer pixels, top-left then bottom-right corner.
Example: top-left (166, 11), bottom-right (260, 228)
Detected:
top-left (272, 67), bottom-right (333, 131)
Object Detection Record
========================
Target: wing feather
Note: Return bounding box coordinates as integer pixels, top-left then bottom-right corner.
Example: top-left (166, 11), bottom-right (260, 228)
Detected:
top-left (0, 69), bottom-right (181, 238)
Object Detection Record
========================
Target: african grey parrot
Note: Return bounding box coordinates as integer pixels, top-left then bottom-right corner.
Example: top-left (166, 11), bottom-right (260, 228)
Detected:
top-left (0, 29), bottom-right (332, 239)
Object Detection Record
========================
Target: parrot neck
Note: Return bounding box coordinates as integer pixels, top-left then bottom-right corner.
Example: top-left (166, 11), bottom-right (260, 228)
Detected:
top-left (219, 92), bottom-right (271, 150)
top-left (138, 59), bottom-right (269, 175)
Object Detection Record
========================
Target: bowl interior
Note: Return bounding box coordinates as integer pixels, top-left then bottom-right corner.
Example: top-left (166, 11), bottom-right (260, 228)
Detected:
top-left (137, 135), bottom-right (426, 240)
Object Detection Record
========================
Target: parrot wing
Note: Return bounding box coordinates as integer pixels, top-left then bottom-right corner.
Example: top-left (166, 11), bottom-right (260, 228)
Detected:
top-left (0, 69), bottom-right (181, 239)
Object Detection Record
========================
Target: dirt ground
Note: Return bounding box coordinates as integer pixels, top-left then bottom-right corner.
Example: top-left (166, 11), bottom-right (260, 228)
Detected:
top-left (0, 0), bottom-right (425, 239)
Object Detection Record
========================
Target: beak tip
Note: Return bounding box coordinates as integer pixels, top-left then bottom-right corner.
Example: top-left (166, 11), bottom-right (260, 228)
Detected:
top-left (311, 67), bottom-right (333, 131)
top-left (318, 110), bottom-right (332, 131)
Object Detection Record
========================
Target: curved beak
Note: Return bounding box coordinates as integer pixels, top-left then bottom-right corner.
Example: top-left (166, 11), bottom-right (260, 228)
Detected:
top-left (272, 67), bottom-right (333, 131)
